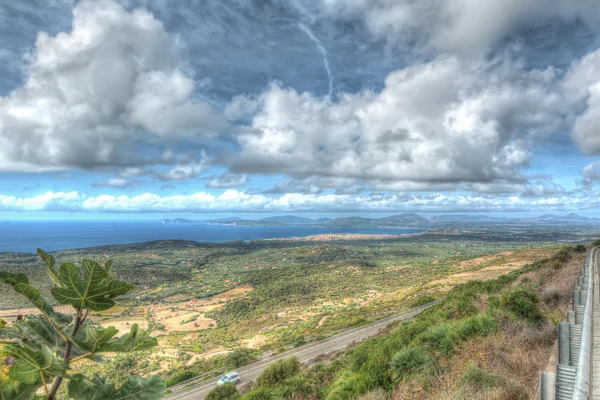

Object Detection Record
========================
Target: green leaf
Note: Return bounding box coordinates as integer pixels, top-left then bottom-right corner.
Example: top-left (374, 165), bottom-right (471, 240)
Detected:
top-left (71, 325), bottom-right (119, 354)
top-left (51, 259), bottom-right (135, 311)
top-left (68, 374), bottom-right (165, 400)
top-left (37, 248), bottom-right (61, 288)
top-left (104, 260), bottom-right (114, 277)
top-left (96, 324), bottom-right (157, 353)
top-left (12, 283), bottom-right (72, 327)
top-left (0, 273), bottom-right (72, 328)
top-left (0, 381), bottom-right (40, 400)
top-left (14, 315), bottom-right (66, 353)
top-left (0, 272), bottom-right (28, 286)
top-left (2, 343), bottom-right (68, 385)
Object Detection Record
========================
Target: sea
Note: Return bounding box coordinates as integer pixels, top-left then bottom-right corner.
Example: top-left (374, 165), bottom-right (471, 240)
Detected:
top-left (0, 221), bottom-right (424, 253)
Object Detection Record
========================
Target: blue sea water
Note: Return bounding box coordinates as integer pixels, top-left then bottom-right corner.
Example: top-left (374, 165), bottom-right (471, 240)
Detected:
top-left (0, 221), bottom-right (424, 253)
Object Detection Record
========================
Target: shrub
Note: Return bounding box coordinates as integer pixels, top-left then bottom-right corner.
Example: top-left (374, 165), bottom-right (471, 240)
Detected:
top-left (420, 324), bottom-right (455, 354)
top-left (455, 314), bottom-right (497, 339)
top-left (166, 370), bottom-right (197, 387)
top-left (389, 347), bottom-right (432, 379)
top-left (240, 387), bottom-right (277, 400)
top-left (206, 382), bottom-right (241, 400)
top-left (592, 239), bottom-right (600, 247)
top-left (501, 287), bottom-right (543, 323)
top-left (227, 348), bottom-right (256, 369)
top-left (255, 357), bottom-right (301, 388)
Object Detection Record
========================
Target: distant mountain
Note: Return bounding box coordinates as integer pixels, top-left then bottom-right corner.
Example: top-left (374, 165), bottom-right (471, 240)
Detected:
top-left (431, 214), bottom-right (505, 223)
top-left (259, 216), bottom-right (320, 225)
top-left (514, 213), bottom-right (597, 224)
top-left (325, 214), bottom-right (429, 227)
top-left (162, 218), bottom-right (195, 224)
top-left (193, 212), bottom-right (600, 228)
top-left (379, 213), bottom-right (430, 225)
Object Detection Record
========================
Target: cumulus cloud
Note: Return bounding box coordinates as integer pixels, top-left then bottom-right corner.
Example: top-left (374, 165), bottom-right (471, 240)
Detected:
top-left (320, 0), bottom-right (600, 55)
top-left (579, 161), bottom-right (600, 188)
top-left (92, 177), bottom-right (138, 188)
top-left (0, 0), bottom-right (225, 172)
top-left (563, 49), bottom-right (600, 154)
top-left (1, 190), bottom-right (599, 213)
top-left (230, 56), bottom-right (564, 188)
top-left (205, 173), bottom-right (249, 188)
top-left (263, 180), bottom-right (322, 194)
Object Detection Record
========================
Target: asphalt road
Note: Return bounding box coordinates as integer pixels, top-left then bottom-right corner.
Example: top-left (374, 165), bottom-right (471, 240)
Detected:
top-left (166, 299), bottom-right (443, 400)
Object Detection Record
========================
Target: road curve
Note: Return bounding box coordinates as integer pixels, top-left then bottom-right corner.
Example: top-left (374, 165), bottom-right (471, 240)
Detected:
top-left (166, 298), bottom-right (443, 400)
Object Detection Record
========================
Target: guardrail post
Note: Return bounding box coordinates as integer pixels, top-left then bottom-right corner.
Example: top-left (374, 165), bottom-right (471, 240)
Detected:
top-left (540, 372), bottom-right (556, 400)
top-left (558, 322), bottom-right (570, 365)
top-left (573, 291), bottom-right (580, 309)
top-left (568, 310), bottom-right (575, 325)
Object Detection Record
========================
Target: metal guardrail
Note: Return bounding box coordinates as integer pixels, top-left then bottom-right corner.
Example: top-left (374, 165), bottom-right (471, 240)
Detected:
top-left (540, 247), bottom-right (597, 400)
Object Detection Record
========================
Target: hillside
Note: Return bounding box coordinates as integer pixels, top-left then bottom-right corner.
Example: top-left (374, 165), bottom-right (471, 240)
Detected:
top-left (228, 245), bottom-right (585, 399)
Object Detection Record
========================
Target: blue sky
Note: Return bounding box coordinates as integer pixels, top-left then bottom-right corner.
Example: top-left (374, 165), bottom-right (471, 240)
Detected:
top-left (1, 0), bottom-right (600, 218)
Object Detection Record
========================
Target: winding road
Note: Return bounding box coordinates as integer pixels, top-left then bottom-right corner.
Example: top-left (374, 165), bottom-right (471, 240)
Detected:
top-left (166, 299), bottom-right (443, 399)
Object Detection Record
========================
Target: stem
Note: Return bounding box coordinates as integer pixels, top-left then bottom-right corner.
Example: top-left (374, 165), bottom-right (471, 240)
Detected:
top-left (69, 352), bottom-right (92, 364)
top-left (40, 371), bottom-right (49, 397)
top-left (80, 309), bottom-right (90, 325)
top-left (48, 307), bottom-right (84, 400)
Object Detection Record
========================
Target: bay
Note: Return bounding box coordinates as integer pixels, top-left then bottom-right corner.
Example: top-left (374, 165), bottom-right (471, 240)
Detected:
top-left (0, 221), bottom-right (424, 253)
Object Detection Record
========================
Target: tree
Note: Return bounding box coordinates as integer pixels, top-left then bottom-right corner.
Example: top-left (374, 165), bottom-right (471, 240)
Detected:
top-left (0, 249), bottom-right (165, 399)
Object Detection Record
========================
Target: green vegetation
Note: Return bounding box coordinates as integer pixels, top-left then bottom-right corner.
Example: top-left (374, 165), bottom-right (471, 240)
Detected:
top-left (0, 231), bottom-right (590, 394)
top-left (0, 249), bottom-right (164, 400)
top-left (255, 357), bottom-right (302, 388)
top-left (206, 382), bottom-right (241, 400)
top-left (235, 244), bottom-right (585, 399)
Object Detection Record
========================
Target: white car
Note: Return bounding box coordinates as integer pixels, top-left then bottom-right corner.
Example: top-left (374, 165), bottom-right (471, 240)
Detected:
top-left (217, 372), bottom-right (241, 386)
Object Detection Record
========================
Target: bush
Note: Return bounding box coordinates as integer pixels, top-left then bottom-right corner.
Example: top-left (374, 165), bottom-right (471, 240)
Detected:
top-left (240, 387), bottom-right (277, 400)
top-left (420, 324), bottom-right (455, 354)
top-left (227, 348), bottom-right (256, 369)
top-left (455, 314), bottom-right (497, 339)
top-left (389, 347), bottom-right (432, 379)
top-left (206, 382), bottom-right (241, 400)
top-left (255, 357), bottom-right (302, 388)
top-left (501, 287), bottom-right (543, 323)
top-left (166, 370), bottom-right (197, 387)
top-left (592, 239), bottom-right (600, 247)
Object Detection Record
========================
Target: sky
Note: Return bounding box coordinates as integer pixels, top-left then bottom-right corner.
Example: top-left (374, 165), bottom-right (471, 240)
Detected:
top-left (1, 0), bottom-right (600, 218)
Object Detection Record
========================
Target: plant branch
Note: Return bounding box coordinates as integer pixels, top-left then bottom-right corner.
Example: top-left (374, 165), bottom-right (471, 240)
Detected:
top-left (80, 308), bottom-right (90, 325)
top-left (48, 307), bottom-right (84, 400)
top-left (69, 352), bottom-right (93, 364)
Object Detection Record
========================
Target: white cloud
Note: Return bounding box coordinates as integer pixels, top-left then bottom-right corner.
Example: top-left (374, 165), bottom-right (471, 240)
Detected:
top-left (320, 0), bottom-right (600, 55)
top-left (0, 190), bottom-right (598, 213)
top-left (206, 173), bottom-right (248, 188)
top-left (580, 161), bottom-right (600, 188)
top-left (563, 49), bottom-right (600, 154)
top-left (0, 0), bottom-right (225, 172)
top-left (230, 56), bottom-right (564, 187)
